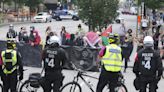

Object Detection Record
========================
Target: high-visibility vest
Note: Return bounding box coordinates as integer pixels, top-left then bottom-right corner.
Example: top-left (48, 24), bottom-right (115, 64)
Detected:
top-left (102, 44), bottom-right (123, 72)
top-left (1, 49), bottom-right (17, 74)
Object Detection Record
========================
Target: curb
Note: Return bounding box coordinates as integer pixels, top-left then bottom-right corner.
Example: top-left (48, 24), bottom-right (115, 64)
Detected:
top-left (0, 21), bottom-right (31, 27)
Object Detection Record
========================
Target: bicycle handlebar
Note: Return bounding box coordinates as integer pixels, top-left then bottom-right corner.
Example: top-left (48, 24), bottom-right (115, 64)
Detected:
top-left (70, 62), bottom-right (86, 74)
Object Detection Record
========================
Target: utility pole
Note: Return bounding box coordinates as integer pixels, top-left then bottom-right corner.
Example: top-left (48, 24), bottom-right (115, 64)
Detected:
top-left (136, 0), bottom-right (140, 37)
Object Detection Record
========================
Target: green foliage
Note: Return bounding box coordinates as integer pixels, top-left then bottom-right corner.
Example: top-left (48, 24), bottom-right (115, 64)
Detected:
top-left (4, 0), bottom-right (12, 5)
top-left (25, 0), bottom-right (43, 10)
top-left (137, 0), bottom-right (163, 9)
top-left (78, 0), bottom-right (119, 31)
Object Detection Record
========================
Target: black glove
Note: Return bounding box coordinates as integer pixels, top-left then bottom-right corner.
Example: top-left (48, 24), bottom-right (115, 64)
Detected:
top-left (19, 75), bottom-right (23, 81)
top-left (135, 73), bottom-right (140, 78)
top-left (156, 76), bottom-right (161, 82)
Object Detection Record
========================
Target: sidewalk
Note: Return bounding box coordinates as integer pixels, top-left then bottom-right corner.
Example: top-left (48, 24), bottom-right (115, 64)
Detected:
top-left (0, 20), bottom-right (31, 27)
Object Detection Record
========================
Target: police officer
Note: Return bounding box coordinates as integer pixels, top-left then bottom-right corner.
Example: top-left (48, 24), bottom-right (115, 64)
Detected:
top-left (6, 24), bottom-right (17, 40)
top-left (96, 33), bottom-right (123, 92)
top-left (42, 35), bottom-right (67, 92)
top-left (0, 40), bottom-right (23, 92)
top-left (133, 36), bottom-right (163, 92)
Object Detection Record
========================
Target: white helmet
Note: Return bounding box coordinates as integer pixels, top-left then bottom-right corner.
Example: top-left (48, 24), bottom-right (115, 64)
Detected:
top-left (48, 36), bottom-right (60, 45)
top-left (143, 36), bottom-right (154, 47)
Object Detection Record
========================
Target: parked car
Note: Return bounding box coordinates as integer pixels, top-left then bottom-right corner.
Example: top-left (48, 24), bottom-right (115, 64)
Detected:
top-left (52, 9), bottom-right (79, 21)
top-left (33, 12), bottom-right (52, 23)
top-left (115, 17), bottom-right (124, 24)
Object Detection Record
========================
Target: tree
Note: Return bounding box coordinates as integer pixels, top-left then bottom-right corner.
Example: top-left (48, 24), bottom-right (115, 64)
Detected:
top-left (137, 0), bottom-right (163, 9)
top-left (25, 0), bottom-right (43, 12)
top-left (78, 0), bottom-right (119, 31)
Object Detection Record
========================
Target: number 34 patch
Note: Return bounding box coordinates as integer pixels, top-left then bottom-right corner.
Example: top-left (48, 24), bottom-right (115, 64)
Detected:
top-left (142, 60), bottom-right (151, 70)
top-left (45, 58), bottom-right (55, 68)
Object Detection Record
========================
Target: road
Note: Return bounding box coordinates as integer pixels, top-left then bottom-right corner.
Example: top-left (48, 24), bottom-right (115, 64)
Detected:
top-left (0, 15), bottom-right (164, 92)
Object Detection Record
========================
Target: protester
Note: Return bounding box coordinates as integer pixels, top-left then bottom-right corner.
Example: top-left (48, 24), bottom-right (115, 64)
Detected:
top-left (41, 35), bottom-right (66, 92)
top-left (141, 16), bottom-right (149, 32)
top-left (119, 23), bottom-right (126, 45)
top-left (75, 24), bottom-right (85, 46)
top-left (69, 34), bottom-right (76, 46)
top-left (64, 32), bottom-right (71, 45)
top-left (121, 29), bottom-right (134, 72)
top-left (133, 36), bottom-right (163, 92)
top-left (83, 31), bottom-right (102, 48)
top-left (60, 26), bottom-right (67, 45)
top-left (6, 24), bottom-right (17, 40)
top-left (29, 26), bottom-right (41, 46)
top-left (0, 40), bottom-right (23, 92)
top-left (153, 31), bottom-right (160, 50)
top-left (152, 19), bottom-right (157, 34)
top-left (18, 27), bottom-right (29, 43)
top-left (137, 33), bottom-right (144, 51)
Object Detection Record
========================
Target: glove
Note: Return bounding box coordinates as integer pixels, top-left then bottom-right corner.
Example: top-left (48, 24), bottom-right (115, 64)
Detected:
top-left (19, 75), bottom-right (23, 81)
top-left (156, 76), bottom-right (161, 82)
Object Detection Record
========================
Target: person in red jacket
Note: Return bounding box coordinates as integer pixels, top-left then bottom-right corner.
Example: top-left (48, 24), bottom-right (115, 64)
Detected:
top-left (29, 26), bottom-right (41, 46)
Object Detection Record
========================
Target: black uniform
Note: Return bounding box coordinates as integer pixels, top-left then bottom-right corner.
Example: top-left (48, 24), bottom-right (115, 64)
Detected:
top-left (1, 50), bottom-right (23, 92)
top-left (42, 46), bottom-right (67, 92)
top-left (133, 47), bottom-right (163, 92)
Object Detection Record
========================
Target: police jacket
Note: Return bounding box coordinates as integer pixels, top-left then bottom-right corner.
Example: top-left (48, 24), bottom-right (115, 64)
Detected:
top-left (133, 47), bottom-right (163, 78)
top-left (42, 46), bottom-right (67, 73)
top-left (1, 49), bottom-right (23, 76)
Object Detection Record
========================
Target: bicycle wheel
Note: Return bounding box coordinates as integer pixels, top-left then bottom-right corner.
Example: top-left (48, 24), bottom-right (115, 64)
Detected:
top-left (60, 82), bottom-right (82, 92)
top-left (19, 80), bottom-right (44, 92)
top-left (115, 83), bottom-right (128, 92)
top-left (102, 83), bottom-right (128, 92)
top-left (0, 83), bottom-right (3, 92)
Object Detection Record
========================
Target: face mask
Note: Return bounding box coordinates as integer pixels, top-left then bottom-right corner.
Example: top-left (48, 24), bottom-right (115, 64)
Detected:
top-left (30, 28), bottom-right (33, 31)
top-left (24, 33), bottom-right (28, 36)
top-left (33, 33), bottom-right (37, 36)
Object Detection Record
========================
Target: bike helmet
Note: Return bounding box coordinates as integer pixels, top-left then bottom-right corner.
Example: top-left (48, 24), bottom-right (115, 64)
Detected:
top-left (108, 33), bottom-right (119, 44)
top-left (6, 40), bottom-right (16, 49)
top-left (143, 36), bottom-right (154, 47)
top-left (48, 36), bottom-right (60, 47)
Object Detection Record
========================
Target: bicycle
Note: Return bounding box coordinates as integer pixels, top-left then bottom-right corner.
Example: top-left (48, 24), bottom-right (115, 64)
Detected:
top-left (19, 69), bottom-right (44, 92)
top-left (60, 64), bottom-right (128, 92)
top-left (0, 83), bottom-right (3, 92)
top-left (162, 68), bottom-right (164, 79)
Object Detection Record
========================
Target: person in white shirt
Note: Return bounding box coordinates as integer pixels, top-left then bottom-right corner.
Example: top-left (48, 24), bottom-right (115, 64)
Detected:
top-left (141, 16), bottom-right (148, 32)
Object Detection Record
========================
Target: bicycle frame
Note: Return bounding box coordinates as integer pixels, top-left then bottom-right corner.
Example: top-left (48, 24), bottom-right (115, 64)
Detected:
top-left (72, 71), bottom-right (98, 92)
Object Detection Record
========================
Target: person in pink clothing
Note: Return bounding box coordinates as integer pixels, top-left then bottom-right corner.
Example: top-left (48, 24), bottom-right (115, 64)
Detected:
top-left (83, 31), bottom-right (102, 48)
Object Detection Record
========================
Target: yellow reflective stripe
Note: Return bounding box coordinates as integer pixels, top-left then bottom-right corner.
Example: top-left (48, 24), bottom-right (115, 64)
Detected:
top-left (3, 66), bottom-right (17, 74)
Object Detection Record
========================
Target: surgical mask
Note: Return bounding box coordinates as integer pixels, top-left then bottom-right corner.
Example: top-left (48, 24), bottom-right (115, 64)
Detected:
top-left (30, 28), bottom-right (33, 31)
top-left (33, 33), bottom-right (36, 36)
top-left (24, 33), bottom-right (28, 36)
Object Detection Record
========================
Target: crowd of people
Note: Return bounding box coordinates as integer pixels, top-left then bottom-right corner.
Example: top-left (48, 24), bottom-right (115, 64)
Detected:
top-left (6, 24), bottom-right (41, 47)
